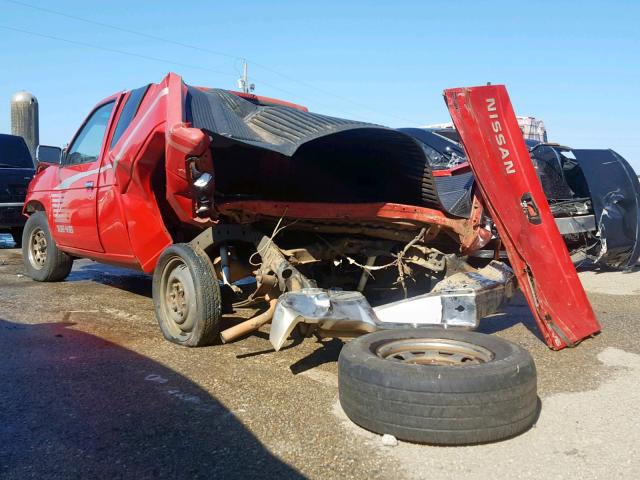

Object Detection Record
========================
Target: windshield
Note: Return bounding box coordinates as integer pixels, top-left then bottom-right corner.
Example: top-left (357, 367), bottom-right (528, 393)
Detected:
top-left (0, 134), bottom-right (33, 168)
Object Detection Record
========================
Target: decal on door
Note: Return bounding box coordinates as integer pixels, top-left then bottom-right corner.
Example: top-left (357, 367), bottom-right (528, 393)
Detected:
top-left (50, 192), bottom-right (71, 225)
top-left (56, 224), bottom-right (74, 234)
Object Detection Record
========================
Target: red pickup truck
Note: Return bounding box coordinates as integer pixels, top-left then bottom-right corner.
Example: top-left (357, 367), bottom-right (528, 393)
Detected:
top-left (21, 73), bottom-right (608, 444)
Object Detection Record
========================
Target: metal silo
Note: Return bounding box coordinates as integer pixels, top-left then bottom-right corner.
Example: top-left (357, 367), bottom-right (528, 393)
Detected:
top-left (10, 91), bottom-right (39, 166)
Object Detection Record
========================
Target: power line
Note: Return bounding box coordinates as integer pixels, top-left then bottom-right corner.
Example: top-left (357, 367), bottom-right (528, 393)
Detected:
top-left (4, 0), bottom-right (240, 61)
top-left (4, 0), bottom-right (421, 125)
top-left (0, 23), bottom-right (387, 120)
top-left (0, 25), bottom-right (236, 78)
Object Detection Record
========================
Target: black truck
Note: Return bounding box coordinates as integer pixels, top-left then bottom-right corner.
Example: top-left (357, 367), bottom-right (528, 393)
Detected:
top-left (0, 134), bottom-right (35, 247)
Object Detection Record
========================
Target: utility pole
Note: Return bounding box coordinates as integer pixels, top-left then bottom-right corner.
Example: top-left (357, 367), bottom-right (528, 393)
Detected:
top-left (237, 59), bottom-right (255, 94)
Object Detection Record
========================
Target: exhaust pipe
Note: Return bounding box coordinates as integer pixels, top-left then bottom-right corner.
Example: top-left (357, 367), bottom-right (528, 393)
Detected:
top-left (220, 297), bottom-right (278, 343)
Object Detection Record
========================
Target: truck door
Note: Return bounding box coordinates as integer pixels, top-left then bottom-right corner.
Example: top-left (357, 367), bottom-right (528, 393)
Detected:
top-left (52, 100), bottom-right (116, 252)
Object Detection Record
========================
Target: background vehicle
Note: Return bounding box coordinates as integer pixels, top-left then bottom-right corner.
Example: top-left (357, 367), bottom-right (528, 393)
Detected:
top-left (19, 76), bottom-right (601, 443)
top-left (0, 133), bottom-right (35, 246)
top-left (400, 128), bottom-right (640, 269)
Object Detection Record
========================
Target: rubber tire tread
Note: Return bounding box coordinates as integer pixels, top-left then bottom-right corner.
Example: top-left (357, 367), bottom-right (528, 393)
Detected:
top-left (152, 243), bottom-right (222, 347)
top-left (22, 212), bottom-right (73, 282)
top-left (338, 328), bottom-right (538, 445)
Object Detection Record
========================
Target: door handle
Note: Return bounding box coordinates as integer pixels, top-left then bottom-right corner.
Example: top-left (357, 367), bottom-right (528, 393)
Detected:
top-left (85, 181), bottom-right (94, 189)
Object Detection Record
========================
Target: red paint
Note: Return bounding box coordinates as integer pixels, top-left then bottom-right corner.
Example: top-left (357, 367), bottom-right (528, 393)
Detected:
top-left (25, 72), bottom-right (599, 351)
top-left (216, 200), bottom-right (481, 244)
top-left (444, 85), bottom-right (600, 349)
top-left (26, 78), bottom-right (176, 273)
top-left (25, 72), bottom-right (489, 274)
top-left (431, 163), bottom-right (471, 177)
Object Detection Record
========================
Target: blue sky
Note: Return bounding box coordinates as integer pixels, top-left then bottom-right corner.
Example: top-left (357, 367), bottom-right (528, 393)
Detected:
top-left (1, 0), bottom-right (638, 170)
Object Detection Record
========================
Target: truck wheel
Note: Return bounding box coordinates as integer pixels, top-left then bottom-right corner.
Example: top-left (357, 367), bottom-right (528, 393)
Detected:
top-left (22, 212), bottom-right (73, 282)
top-left (338, 328), bottom-right (538, 445)
top-left (153, 243), bottom-right (222, 347)
top-left (11, 227), bottom-right (23, 248)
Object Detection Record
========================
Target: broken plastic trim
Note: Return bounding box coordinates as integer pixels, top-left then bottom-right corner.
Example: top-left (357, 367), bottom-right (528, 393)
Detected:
top-left (269, 261), bottom-right (515, 351)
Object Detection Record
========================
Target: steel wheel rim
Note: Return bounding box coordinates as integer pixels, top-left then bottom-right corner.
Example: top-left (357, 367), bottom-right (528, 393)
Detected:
top-left (375, 338), bottom-right (494, 365)
top-left (28, 228), bottom-right (47, 270)
top-left (161, 256), bottom-right (197, 339)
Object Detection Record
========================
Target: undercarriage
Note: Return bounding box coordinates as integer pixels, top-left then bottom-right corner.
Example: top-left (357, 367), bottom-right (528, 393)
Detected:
top-left (189, 221), bottom-right (516, 350)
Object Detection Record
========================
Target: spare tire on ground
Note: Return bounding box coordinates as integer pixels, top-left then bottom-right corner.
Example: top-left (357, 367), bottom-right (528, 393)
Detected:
top-left (338, 328), bottom-right (538, 445)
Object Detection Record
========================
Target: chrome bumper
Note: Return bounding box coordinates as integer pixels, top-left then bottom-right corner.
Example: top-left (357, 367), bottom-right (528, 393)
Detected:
top-left (269, 261), bottom-right (515, 350)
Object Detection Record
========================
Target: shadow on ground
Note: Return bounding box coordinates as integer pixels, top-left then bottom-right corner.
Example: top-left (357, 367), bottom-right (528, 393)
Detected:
top-left (0, 318), bottom-right (303, 479)
top-left (576, 261), bottom-right (640, 274)
top-left (67, 262), bottom-right (153, 298)
top-left (476, 291), bottom-right (545, 342)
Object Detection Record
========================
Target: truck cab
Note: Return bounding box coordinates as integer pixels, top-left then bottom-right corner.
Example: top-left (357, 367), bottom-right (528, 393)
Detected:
top-left (23, 76), bottom-right (308, 271)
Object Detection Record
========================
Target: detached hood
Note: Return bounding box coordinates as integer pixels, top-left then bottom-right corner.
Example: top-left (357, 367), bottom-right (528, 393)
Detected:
top-left (186, 86), bottom-right (451, 214)
top-left (188, 87), bottom-right (391, 156)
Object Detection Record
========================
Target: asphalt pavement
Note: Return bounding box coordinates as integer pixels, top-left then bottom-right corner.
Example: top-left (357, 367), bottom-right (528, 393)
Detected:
top-left (1, 233), bottom-right (639, 479)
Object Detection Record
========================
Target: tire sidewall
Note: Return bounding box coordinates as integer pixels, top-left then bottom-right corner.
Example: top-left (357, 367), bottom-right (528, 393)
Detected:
top-left (339, 328), bottom-right (536, 393)
top-left (152, 243), bottom-right (221, 347)
top-left (22, 212), bottom-right (60, 281)
top-left (338, 328), bottom-right (538, 444)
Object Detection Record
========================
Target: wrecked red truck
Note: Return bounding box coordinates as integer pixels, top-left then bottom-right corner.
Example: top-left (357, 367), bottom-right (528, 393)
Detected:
top-left (21, 73), bottom-right (638, 444)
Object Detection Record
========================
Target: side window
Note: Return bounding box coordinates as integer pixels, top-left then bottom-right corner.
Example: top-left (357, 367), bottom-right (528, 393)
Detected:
top-left (65, 101), bottom-right (115, 166)
top-left (109, 85), bottom-right (149, 150)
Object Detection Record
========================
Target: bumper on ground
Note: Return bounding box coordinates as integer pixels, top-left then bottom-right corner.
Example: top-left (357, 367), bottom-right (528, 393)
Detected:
top-left (269, 261), bottom-right (515, 351)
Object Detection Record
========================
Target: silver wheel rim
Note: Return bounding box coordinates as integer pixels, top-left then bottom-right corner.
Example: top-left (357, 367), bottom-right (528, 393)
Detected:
top-left (28, 228), bottom-right (48, 270)
top-left (160, 256), bottom-right (197, 339)
top-left (376, 338), bottom-right (494, 365)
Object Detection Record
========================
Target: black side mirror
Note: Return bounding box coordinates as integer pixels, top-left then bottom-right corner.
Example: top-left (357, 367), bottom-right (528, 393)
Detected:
top-left (36, 145), bottom-right (62, 166)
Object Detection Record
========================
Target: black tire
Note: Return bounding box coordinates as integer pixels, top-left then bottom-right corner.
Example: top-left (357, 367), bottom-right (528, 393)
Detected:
top-left (338, 328), bottom-right (538, 445)
top-left (152, 243), bottom-right (222, 347)
top-left (11, 227), bottom-right (23, 247)
top-left (22, 212), bottom-right (73, 282)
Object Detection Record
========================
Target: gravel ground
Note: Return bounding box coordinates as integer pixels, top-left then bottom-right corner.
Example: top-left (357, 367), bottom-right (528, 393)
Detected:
top-left (1, 233), bottom-right (639, 479)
